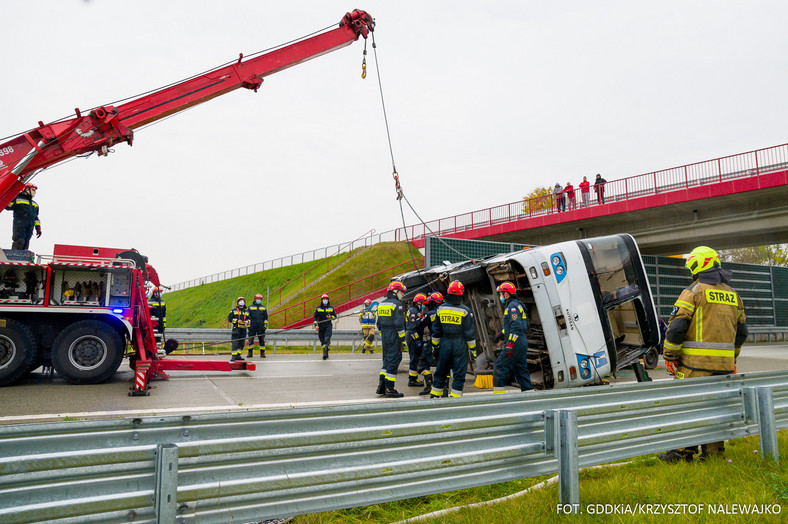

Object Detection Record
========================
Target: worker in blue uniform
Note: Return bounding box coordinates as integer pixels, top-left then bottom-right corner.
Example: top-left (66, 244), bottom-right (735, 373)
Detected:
top-left (416, 292), bottom-right (443, 395)
top-left (492, 282), bottom-right (533, 394)
top-left (247, 293), bottom-right (269, 358)
top-left (375, 281), bottom-right (407, 398)
top-left (6, 184), bottom-right (41, 250)
top-left (430, 281), bottom-right (476, 398)
top-left (313, 293), bottom-right (337, 360)
top-left (405, 293), bottom-right (428, 387)
top-left (228, 297), bottom-right (250, 361)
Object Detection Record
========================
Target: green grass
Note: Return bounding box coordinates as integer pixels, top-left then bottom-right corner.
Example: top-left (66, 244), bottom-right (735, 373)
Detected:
top-left (298, 431), bottom-right (788, 523)
top-left (163, 242), bottom-right (420, 328)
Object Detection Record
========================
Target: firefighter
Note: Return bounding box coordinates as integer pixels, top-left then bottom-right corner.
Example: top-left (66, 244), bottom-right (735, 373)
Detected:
top-left (430, 281), bottom-right (476, 398)
top-left (6, 183), bottom-right (41, 250)
top-left (375, 281), bottom-right (407, 398)
top-left (405, 293), bottom-right (429, 387)
top-left (313, 293), bottom-right (337, 360)
top-left (247, 293), bottom-right (268, 358)
top-left (228, 297), bottom-right (250, 361)
top-left (492, 282), bottom-right (533, 394)
top-left (359, 299), bottom-right (377, 353)
top-left (147, 286), bottom-right (167, 336)
top-left (416, 292), bottom-right (443, 395)
top-left (657, 246), bottom-right (748, 463)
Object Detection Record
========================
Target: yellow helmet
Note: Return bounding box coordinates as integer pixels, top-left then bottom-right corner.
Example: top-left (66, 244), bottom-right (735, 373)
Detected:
top-left (685, 246), bottom-right (720, 275)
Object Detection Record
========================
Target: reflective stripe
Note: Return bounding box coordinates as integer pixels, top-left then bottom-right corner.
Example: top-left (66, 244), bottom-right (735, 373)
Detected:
top-left (467, 341), bottom-right (476, 349)
top-left (682, 348), bottom-right (736, 357)
top-left (450, 389), bottom-right (463, 398)
top-left (432, 337), bottom-right (440, 345)
top-left (385, 373), bottom-right (397, 381)
top-left (398, 331), bottom-right (406, 338)
top-left (493, 388), bottom-right (506, 394)
top-left (683, 341), bottom-right (735, 349)
top-left (379, 370), bottom-right (386, 376)
top-left (663, 341), bottom-right (682, 351)
top-left (430, 387), bottom-right (443, 396)
top-left (696, 306), bottom-right (702, 341)
top-left (409, 372), bottom-right (418, 377)
top-left (675, 299), bottom-right (694, 312)
top-left (422, 370), bottom-right (432, 376)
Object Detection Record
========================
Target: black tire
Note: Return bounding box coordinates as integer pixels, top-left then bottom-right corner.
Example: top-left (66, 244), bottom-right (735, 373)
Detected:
top-left (643, 347), bottom-right (659, 370)
top-left (0, 319), bottom-right (39, 386)
top-left (52, 320), bottom-right (124, 384)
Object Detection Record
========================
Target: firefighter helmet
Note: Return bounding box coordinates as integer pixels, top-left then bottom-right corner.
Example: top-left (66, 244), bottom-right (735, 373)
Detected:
top-left (387, 281), bottom-right (407, 293)
top-left (429, 292), bottom-right (444, 304)
top-left (236, 296), bottom-right (245, 305)
top-left (364, 299), bottom-right (372, 307)
top-left (496, 282), bottom-right (516, 295)
top-left (685, 246), bottom-right (720, 276)
top-left (254, 293), bottom-right (263, 300)
top-left (321, 293), bottom-right (329, 300)
top-left (413, 293), bottom-right (428, 304)
top-left (24, 183), bottom-right (38, 191)
top-left (447, 280), bottom-right (464, 295)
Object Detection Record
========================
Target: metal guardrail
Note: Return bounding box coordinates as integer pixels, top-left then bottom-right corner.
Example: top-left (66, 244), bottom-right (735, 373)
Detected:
top-left (1, 371), bottom-right (786, 523)
top-left (167, 328), bottom-right (377, 353)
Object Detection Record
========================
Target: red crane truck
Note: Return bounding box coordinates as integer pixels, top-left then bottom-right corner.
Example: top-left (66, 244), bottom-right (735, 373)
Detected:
top-left (0, 10), bottom-right (375, 395)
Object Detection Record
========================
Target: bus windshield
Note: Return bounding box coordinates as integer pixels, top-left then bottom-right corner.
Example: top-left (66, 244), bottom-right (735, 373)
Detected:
top-left (580, 235), bottom-right (641, 304)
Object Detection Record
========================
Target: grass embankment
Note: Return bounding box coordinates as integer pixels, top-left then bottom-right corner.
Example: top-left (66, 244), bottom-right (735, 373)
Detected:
top-left (301, 431), bottom-right (788, 523)
top-left (163, 242), bottom-right (420, 328)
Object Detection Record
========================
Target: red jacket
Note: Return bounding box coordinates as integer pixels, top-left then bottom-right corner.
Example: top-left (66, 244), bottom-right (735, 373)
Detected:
top-left (579, 180), bottom-right (591, 193)
top-left (564, 184), bottom-right (575, 198)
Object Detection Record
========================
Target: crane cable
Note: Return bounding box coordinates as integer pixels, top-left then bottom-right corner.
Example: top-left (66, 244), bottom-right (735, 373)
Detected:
top-left (367, 32), bottom-right (478, 267)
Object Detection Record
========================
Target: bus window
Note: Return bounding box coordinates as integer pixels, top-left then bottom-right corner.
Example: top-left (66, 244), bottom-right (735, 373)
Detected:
top-left (580, 236), bottom-right (640, 304)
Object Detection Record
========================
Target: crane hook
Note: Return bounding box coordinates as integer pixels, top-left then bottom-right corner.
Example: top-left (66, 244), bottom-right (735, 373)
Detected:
top-left (361, 42), bottom-right (367, 79)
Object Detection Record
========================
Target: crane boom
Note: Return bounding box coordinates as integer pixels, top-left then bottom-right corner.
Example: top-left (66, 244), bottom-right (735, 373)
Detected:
top-left (0, 9), bottom-right (374, 211)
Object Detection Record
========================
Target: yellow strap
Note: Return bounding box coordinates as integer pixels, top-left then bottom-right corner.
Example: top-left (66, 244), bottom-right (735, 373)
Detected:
top-left (682, 348), bottom-right (735, 357)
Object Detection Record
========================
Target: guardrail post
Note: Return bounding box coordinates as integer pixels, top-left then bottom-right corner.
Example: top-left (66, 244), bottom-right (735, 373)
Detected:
top-left (756, 387), bottom-right (779, 461)
top-left (557, 410), bottom-right (579, 506)
top-left (154, 443), bottom-right (178, 524)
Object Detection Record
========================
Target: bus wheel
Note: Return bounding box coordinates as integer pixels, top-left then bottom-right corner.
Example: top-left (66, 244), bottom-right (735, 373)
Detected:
top-left (643, 347), bottom-right (659, 370)
top-left (52, 320), bottom-right (124, 384)
top-left (0, 319), bottom-right (39, 386)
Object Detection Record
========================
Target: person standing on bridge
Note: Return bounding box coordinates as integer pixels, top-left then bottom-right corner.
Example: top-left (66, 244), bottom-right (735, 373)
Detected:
top-left (564, 181), bottom-right (576, 210)
top-left (430, 281), bottom-right (477, 398)
top-left (228, 297), bottom-right (250, 361)
top-left (359, 299), bottom-right (377, 353)
top-left (246, 293), bottom-right (268, 358)
top-left (376, 281), bottom-right (407, 398)
top-left (7, 183), bottom-right (42, 250)
top-left (314, 293), bottom-right (337, 360)
top-left (579, 176), bottom-right (591, 207)
top-left (657, 246), bottom-right (748, 463)
top-left (553, 183), bottom-right (565, 212)
top-left (594, 174), bottom-right (607, 204)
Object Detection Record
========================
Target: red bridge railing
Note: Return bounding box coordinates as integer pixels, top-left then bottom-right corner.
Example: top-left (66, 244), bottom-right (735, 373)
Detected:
top-left (394, 143), bottom-right (788, 242)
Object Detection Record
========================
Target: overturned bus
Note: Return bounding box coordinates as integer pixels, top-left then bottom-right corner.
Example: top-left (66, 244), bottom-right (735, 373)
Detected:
top-left (396, 234), bottom-right (661, 389)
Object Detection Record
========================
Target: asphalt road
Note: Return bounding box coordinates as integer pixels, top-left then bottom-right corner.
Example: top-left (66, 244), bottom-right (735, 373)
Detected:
top-left (2, 343), bottom-right (787, 425)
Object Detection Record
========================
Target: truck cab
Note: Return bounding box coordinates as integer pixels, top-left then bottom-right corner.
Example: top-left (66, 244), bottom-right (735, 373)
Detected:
top-left (397, 234), bottom-right (660, 389)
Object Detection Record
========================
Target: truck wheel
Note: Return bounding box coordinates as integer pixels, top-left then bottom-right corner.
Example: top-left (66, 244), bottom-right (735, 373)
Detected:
top-left (643, 347), bottom-right (659, 370)
top-left (0, 319), bottom-right (39, 386)
top-left (52, 320), bottom-right (124, 384)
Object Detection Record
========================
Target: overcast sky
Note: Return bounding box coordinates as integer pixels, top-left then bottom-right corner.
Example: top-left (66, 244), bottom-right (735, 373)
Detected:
top-left (2, 1), bottom-right (786, 285)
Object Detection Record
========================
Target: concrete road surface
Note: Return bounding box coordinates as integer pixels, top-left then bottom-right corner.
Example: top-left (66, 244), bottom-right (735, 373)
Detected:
top-left (2, 343), bottom-right (787, 425)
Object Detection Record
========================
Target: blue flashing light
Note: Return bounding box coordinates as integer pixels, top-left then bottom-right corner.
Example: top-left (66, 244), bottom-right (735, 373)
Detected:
top-left (112, 308), bottom-right (124, 314)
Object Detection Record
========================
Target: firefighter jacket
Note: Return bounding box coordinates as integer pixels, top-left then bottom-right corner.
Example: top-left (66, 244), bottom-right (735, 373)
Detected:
top-left (248, 303), bottom-right (268, 328)
top-left (313, 303), bottom-right (337, 325)
top-left (228, 306), bottom-right (250, 329)
top-left (359, 307), bottom-right (376, 326)
top-left (147, 297), bottom-right (167, 326)
top-left (376, 294), bottom-right (406, 340)
top-left (406, 304), bottom-right (426, 342)
top-left (6, 194), bottom-right (40, 230)
top-left (663, 270), bottom-right (747, 373)
top-left (432, 301), bottom-right (476, 352)
top-left (502, 297), bottom-right (528, 345)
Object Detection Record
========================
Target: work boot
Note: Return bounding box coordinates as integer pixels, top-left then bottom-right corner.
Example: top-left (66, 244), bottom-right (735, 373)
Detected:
top-left (322, 345), bottom-right (329, 360)
top-left (384, 388), bottom-right (404, 398)
top-left (376, 376), bottom-right (386, 395)
top-left (442, 384), bottom-right (449, 398)
top-left (429, 393), bottom-right (442, 399)
top-left (362, 347), bottom-right (367, 354)
top-left (408, 375), bottom-right (423, 387)
top-left (247, 349), bottom-right (253, 358)
top-left (231, 354), bottom-right (244, 361)
top-left (260, 350), bottom-right (266, 358)
top-left (419, 374), bottom-right (433, 396)
top-left (656, 450), bottom-right (693, 463)
top-left (370, 349), bottom-right (374, 354)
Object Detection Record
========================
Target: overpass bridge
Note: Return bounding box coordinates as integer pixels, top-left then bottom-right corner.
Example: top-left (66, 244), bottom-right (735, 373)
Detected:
top-left (399, 143), bottom-right (788, 255)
